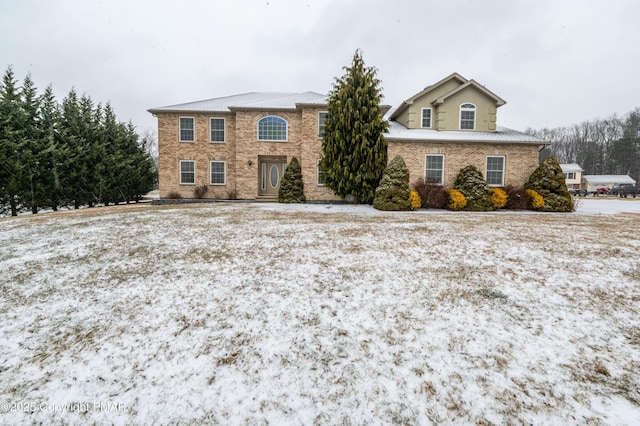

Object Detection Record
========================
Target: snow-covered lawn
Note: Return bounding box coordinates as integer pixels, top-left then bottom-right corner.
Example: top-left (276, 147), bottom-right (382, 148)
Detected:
top-left (1, 202), bottom-right (639, 425)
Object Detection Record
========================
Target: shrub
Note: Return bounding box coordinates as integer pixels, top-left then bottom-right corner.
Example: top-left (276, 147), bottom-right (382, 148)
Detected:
top-left (412, 178), bottom-right (449, 209)
top-left (447, 189), bottom-right (467, 211)
top-left (490, 187), bottom-right (508, 209)
top-left (166, 191), bottom-right (183, 200)
top-left (373, 155), bottom-right (411, 211)
top-left (503, 185), bottom-right (531, 210)
top-left (193, 184), bottom-right (209, 199)
top-left (525, 157), bottom-right (574, 212)
top-left (526, 189), bottom-right (544, 210)
top-left (453, 165), bottom-right (493, 211)
top-left (279, 157), bottom-right (306, 203)
top-left (408, 190), bottom-right (421, 210)
top-left (226, 190), bottom-right (238, 200)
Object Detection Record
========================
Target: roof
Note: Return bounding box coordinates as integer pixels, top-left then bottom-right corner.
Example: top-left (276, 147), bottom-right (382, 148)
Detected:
top-left (385, 121), bottom-right (547, 145)
top-left (148, 92), bottom-right (328, 114)
top-left (560, 163), bottom-right (584, 172)
top-left (389, 72), bottom-right (506, 121)
top-left (582, 175), bottom-right (636, 185)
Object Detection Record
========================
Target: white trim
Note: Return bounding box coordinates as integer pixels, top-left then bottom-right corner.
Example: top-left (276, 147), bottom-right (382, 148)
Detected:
top-left (486, 155), bottom-right (505, 186)
top-left (421, 108), bottom-right (432, 129)
top-left (179, 160), bottom-right (196, 185)
top-left (459, 103), bottom-right (476, 130)
top-left (209, 160), bottom-right (226, 185)
top-left (318, 111), bottom-right (329, 138)
top-left (179, 116), bottom-right (195, 142)
top-left (257, 115), bottom-right (288, 142)
top-left (209, 117), bottom-right (226, 143)
top-left (424, 154), bottom-right (445, 185)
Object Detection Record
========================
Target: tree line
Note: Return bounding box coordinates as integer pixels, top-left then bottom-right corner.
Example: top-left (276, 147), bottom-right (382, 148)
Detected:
top-left (0, 67), bottom-right (156, 216)
top-left (528, 108), bottom-right (640, 183)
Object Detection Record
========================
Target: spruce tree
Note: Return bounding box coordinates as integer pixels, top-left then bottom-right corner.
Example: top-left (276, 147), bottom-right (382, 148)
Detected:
top-left (525, 157), bottom-right (574, 212)
top-left (0, 67), bottom-right (24, 216)
top-left (373, 155), bottom-right (410, 211)
top-left (279, 157), bottom-right (306, 203)
top-left (453, 165), bottom-right (494, 211)
top-left (320, 50), bottom-right (388, 204)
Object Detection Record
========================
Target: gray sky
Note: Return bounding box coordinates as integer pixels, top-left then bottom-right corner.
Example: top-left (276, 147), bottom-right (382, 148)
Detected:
top-left (1, 0), bottom-right (639, 136)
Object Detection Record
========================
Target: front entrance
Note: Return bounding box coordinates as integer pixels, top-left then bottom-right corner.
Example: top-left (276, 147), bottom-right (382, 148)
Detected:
top-left (258, 156), bottom-right (287, 197)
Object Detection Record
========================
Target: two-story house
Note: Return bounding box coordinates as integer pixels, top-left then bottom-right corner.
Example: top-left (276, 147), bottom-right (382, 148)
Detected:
top-left (560, 163), bottom-right (584, 190)
top-left (148, 73), bottom-right (547, 201)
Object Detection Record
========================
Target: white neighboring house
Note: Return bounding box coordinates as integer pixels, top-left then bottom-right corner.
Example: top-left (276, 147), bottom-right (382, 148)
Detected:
top-left (582, 175), bottom-right (636, 192)
top-left (560, 163), bottom-right (583, 190)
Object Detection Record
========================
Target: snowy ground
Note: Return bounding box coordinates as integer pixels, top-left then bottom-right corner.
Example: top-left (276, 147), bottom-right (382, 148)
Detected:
top-left (1, 201), bottom-right (639, 425)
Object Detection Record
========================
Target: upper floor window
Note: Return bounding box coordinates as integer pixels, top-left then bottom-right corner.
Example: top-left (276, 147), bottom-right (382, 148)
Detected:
top-left (421, 108), bottom-right (432, 128)
top-left (179, 117), bottom-right (195, 142)
top-left (210, 118), bottom-right (225, 142)
top-left (486, 156), bottom-right (505, 186)
top-left (564, 172), bottom-right (576, 180)
top-left (318, 112), bottom-right (329, 138)
top-left (460, 103), bottom-right (476, 130)
top-left (258, 116), bottom-right (287, 141)
top-left (425, 154), bottom-right (444, 184)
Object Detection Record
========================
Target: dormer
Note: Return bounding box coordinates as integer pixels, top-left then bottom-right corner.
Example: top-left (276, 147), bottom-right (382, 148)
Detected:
top-left (389, 73), bottom-right (506, 132)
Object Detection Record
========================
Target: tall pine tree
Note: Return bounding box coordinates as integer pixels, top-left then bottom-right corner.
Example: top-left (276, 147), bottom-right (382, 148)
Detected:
top-left (0, 67), bottom-right (24, 216)
top-left (320, 50), bottom-right (388, 204)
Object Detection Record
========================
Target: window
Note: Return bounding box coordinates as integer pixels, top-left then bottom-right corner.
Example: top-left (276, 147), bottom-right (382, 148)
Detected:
top-left (425, 155), bottom-right (444, 184)
top-left (210, 161), bottom-right (226, 185)
top-left (258, 116), bottom-right (287, 141)
top-left (317, 159), bottom-right (326, 186)
top-left (210, 118), bottom-right (225, 142)
top-left (179, 117), bottom-right (194, 142)
top-left (421, 108), bottom-right (432, 128)
top-left (564, 172), bottom-right (576, 180)
top-left (318, 112), bottom-right (329, 138)
top-left (179, 160), bottom-right (195, 184)
top-left (460, 103), bottom-right (476, 130)
top-left (486, 156), bottom-right (505, 186)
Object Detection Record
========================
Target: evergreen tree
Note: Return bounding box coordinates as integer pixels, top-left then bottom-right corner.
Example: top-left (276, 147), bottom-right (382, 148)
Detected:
top-left (525, 157), bottom-right (574, 212)
top-left (320, 50), bottom-right (388, 204)
top-left (373, 155), bottom-right (410, 211)
top-left (0, 67), bottom-right (24, 216)
top-left (279, 157), bottom-right (306, 203)
top-left (19, 73), bottom-right (45, 214)
top-left (453, 165), bottom-right (494, 211)
top-left (38, 85), bottom-right (62, 211)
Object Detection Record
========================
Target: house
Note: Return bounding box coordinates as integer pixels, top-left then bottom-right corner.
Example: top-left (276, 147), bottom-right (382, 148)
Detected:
top-left (560, 163), bottom-right (584, 189)
top-left (148, 73), bottom-right (548, 201)
top-left (582, 175), bottom-right (636, 192)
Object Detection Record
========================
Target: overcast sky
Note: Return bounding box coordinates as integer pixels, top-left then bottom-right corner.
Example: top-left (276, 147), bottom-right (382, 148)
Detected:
top-left (1, 0), bottom-right (639, 136)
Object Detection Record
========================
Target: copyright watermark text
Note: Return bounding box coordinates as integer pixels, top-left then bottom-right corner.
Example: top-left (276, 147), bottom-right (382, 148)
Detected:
top-left (1, 401), bottom-right (126, 414)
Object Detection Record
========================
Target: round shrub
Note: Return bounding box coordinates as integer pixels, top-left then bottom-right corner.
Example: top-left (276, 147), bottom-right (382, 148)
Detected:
top-left (408, 190), bottom-right (421, 210)
top-left (412, 178), bottom-right (449, 209)
top-left (279, 157), bottom-right (306, 203)
top-left (447, 189), bottom-right (467, 211)
top-left (525, 189), bottom-right (544, 210)
top-left (503, 185), bottom-right (531, 210)
top-left (490, 187), bottom-right (508, 209)
top-left (453, 165), bottom-right (493, 211)
top-left (373, 155), bottom-right (411, 211)
top-left (525, 157), bottom-right (574, 212)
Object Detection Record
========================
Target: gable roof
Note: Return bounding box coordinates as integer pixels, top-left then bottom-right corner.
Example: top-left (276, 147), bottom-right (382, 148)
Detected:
top-left (560, 163), bottom-right (584, 173)
top-left (388, 72), bottom-right (505, 120)
top-left (148, 92), bottom-right (328, 114)
top-left (432, 80), bottom-right (506, 107)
